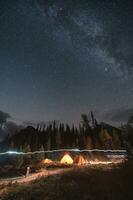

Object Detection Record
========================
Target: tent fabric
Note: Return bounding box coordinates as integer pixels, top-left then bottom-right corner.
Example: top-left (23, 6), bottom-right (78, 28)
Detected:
top-left (60, 154), bottom-right (73, 164)
top-left (74, 155), bottom-right (87, 165)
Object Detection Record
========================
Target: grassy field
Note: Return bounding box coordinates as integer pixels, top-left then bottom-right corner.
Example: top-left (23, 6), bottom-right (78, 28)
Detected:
top-left (1, 161), bottom-right (133, 200)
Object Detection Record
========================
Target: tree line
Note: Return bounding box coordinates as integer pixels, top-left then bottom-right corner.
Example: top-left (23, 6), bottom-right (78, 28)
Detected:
top-left (4, 112), bottom-right (128, 152)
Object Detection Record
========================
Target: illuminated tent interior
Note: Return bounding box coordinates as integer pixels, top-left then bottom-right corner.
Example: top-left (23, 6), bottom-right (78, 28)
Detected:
top-left (60, 154), bottom-right (73, 165)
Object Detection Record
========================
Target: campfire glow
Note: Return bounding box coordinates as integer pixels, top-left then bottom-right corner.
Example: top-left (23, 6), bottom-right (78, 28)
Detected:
top-left (88, 159), bottom-right (125, 165)
top-left (60, 154), bottom-right (73, 164)
top-left (89, 160), bottom-right (112, 165)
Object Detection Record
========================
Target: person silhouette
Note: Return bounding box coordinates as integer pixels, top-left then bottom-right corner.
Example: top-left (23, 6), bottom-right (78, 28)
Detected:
top-left (26, 166), bottom-right (30, 177)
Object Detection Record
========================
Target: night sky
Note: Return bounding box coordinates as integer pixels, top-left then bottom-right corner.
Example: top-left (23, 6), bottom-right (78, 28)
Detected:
top-left (0, 0), bottom-right (133, 125)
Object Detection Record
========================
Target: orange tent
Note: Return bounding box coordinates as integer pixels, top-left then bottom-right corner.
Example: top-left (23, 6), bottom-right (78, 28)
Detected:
top-left (60, 154), bottom-right (73, 165)
top-left (74, 155), bottom-right (87, 165)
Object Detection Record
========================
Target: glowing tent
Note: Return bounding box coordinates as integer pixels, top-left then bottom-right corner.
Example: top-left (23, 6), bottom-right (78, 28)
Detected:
top-left (60, 154), bottom-right (73, 165)
top-left (43, 158), bottom-right (53, 164)
top-left (74, 155), bottom-right (87, 165)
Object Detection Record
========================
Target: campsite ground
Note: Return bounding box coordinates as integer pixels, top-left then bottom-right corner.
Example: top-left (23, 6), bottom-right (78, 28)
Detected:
top-left (0, 160), bottom-right (133, 200)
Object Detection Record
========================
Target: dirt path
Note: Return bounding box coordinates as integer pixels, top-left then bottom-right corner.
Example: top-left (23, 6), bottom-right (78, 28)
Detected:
top-left (0, 168), bottom-right (72, 186)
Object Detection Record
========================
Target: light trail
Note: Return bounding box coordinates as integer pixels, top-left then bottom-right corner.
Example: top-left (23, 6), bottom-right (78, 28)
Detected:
top-left (0, 149), bottom-right (127, 156)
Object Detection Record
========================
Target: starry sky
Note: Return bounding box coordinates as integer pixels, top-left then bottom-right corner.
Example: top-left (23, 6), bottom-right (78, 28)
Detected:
top-left (0, 0), bottom-right (133, 125)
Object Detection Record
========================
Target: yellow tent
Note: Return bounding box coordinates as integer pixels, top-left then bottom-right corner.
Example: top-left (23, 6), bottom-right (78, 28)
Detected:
top-left (60, 154), bottom-right (73, 165)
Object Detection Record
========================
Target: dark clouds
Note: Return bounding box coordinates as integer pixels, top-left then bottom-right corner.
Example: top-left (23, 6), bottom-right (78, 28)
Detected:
top-left (102, 107), bottom-right (133, 123)
top-left (0, 110), bottom-right (10, 126)
top-left (0, 110), bottom-right (23, 141)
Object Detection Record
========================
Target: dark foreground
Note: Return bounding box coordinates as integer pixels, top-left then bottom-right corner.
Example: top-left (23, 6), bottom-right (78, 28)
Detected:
top-left (0, 161), bottom-right (133, 200)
